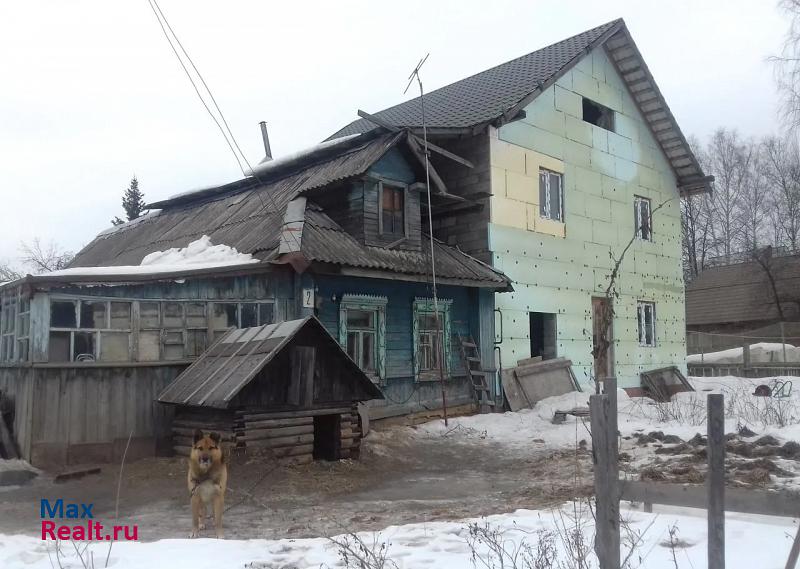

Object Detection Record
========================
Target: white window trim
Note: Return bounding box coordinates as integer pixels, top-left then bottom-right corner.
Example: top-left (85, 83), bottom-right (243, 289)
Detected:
top-left (637, 301), bottom-right (656, 347)
top-left (539, 169), bottom-right (564, 222)
top-left (634, 196), bottom-right (652, 241)
top-left (338, 294), bottom-right (388, 383)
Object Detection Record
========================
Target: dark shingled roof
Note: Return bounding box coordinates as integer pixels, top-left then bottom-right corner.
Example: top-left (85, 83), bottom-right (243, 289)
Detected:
top-left (157, 316), bottom-right (383, 408)
top-left (328, 18), bottom-right (711, 194)
top-left (685, 256), bottom-right (800, 326)
top-left (66, 131), bottom-right (510, 289)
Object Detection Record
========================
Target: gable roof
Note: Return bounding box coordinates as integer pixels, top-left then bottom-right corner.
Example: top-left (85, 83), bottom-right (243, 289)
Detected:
top-left (157, 316), bottom-right (384, 409)
top-left (686, 256), bottom-right (800, 327)
top-left (64, 130), bottom-right (510, 290)
top-left (329, 19), bottom-right (711, 195)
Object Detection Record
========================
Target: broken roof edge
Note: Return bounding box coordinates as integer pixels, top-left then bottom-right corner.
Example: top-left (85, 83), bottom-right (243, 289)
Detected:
top-left (146, 131), bottom-right (394, 211)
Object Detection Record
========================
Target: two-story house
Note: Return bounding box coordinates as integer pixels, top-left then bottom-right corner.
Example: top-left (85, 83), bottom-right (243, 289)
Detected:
top-left (0, 131), bottom-right (510, 466)
top-left (330, 18), bottom-right (712, 391)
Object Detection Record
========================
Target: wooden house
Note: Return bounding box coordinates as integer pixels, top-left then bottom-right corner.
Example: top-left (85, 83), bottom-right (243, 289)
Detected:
top-left (0, 129), bottom-right (510, 468)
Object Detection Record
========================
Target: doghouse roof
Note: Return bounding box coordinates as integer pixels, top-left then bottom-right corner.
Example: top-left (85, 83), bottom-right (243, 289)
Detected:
top-left (157, 316), bottom-right (383, 409)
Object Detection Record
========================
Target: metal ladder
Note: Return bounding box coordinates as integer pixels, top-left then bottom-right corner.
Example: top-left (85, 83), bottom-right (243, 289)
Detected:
top-left (459, 335), bottom-right (494, 413)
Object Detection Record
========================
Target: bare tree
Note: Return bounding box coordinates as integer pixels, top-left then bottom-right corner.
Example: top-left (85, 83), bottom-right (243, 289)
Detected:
top-left (738, 140), bottom-right (771, 251)
top-left (703, 129), bottom-right (752, 260)
top-left (762, 135), bottom-right (800, 250)
top-left (772, 0), bottom-right (800, 129)
top-left (0, 261), bottom-right (23, 283)
top-left (681, 137), bottom-right (716, 278)
top-left (18, 238), bottom-right (74, 274)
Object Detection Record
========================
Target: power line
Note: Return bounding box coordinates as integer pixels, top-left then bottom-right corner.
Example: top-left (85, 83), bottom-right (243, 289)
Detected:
top-left (144, 0), bottom-right (302, 254)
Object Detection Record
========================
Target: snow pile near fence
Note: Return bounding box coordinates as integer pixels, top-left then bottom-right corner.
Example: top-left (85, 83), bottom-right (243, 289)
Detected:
top-left (411, 376), bottom-right (800, 450)
top-left (687, 342), bottom-right (800, 364)
top-left (0, 504), bottom-right (795, 569)
top-left (41, 236), bottom-right (260, 279)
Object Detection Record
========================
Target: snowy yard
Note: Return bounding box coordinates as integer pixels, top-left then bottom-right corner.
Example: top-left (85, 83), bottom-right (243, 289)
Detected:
top-left (0, 504), bottom-right (797, 568)
top-left (2, 374), bottom-right (800, 568)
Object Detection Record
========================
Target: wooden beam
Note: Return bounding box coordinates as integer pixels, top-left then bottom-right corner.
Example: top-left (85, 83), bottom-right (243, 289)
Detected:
top-left (406, 134), bottom-right (449, 195)
top-left (707, 394), bottom-right (725, 569)
top-left (356, 110), bottom-right (400, 132)
top-left (411, 134), bottom-right (474, 168)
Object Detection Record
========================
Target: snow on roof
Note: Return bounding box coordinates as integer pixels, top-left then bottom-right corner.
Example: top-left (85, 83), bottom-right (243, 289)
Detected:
top-left (97, 211), bottom-right (161, 238)
top-left (41, 236), bottom-right (259, 279)
top-left (160, 134), bottom-right (362, 204)
top-left (245, 134), bottom-right (360, 177)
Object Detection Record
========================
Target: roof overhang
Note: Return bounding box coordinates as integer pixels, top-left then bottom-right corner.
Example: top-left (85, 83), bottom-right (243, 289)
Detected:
top-left (0, 261), bottom-right (279, 292)
top-left (603, 26), bottom-right (713, 195)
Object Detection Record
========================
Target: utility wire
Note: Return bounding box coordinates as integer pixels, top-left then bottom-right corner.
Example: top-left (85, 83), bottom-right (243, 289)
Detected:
top-left (145, 0), bottom-right (302, 254)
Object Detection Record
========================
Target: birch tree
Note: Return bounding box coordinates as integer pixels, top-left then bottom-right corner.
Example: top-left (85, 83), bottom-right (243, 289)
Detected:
top-left (762, 135), bottom-right (800, 250)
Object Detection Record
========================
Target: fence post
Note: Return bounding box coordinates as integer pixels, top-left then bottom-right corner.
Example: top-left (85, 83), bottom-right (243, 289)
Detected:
top-left (707, 393), bottom-right (725, 569)
top-left (742, 343), bottom-right (750, 369)
top-left (591, 389), bottom-right (620, 569)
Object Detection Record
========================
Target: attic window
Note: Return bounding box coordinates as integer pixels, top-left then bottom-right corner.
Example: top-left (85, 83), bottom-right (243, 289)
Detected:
top-left (379, 182), bottom-right (406, 238)
top-left (582, 98), bottom-right (614, 131)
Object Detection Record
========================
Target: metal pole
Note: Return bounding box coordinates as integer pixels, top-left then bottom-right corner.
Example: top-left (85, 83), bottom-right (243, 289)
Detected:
top-left (707, 393), bottom-right (725, 569)
top-left (406, 55), bottom-right (447, 426)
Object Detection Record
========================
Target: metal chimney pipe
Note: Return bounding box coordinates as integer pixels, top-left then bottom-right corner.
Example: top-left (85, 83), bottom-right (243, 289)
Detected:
top-left (259, 121), bottom-right (272, 161)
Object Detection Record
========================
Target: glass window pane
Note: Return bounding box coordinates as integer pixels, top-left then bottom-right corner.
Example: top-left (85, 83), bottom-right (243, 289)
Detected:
top-left (99, 332), bottom-right (130, 362)
top-left (549, 173), bottom-right (562, 221)
top-left (110, 302), bottom-right (132, 329)
top-left (346, 332), bottom-right (358, 362)
top-left (186, 302), bottom-right (206, 328)
top-left (140, 302), bottom-right (160, 328)
top-left (210, 303), bottom-right (237, 329)
top-left (49, 331), bottom-right (71, 362)
top-left (347, 309), bottom-right (375, 329)
top-left (539, 171), bottom-right (548, 217)
top-left (51, 300), bottom-right (76, 328)
top-left (163, 302), bottom-right (183, 328)
top-left (80, 301), bottom-right (106, 329)
top-left (138, 330), bottom-right (160, 361)
top-left (186, 329), bottom-right (207, 357)
top-left (163, 344), bottom-right (185, 360)
top-left (362, 332), bottom-right (375, 372)
top-left (73, 331), bottom-right (96, 361)
top-left (16, 339), bottom-right (29, 361)
top-left (258, 303), bottom-right (274, 326)
top-left (241, 303), bottom-right (258, 328)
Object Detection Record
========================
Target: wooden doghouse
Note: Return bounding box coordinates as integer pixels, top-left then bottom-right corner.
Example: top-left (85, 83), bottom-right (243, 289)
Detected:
top-left (157, 316), bottom-right (383, 464)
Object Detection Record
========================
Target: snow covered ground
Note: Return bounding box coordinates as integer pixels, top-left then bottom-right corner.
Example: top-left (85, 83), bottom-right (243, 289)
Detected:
top-left (0, 504), bottom-right (796, 569)
top-left (687, 342), bottom-right (800, 364)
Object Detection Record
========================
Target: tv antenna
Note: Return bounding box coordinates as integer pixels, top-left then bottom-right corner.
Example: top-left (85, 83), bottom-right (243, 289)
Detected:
top-left (405, 54), bottom-right (448, 426)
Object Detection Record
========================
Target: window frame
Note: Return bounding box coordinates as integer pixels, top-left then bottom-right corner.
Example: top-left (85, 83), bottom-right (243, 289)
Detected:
top-left (412, 298), bottom-right (453, 381)
top-left (538, 168), bottom-right (564, 222)
top-left (634, 196), bottom-right (653, 241)
top-left (582, 97), bottom-right (615, 131)
top-left (46, 297), bottom-right (276, 363)
top-left (338, 294), bottom-right (387, 383)
top-left (377, 180), bottom-right (409, 238)
top-left (636, 301), bottom-right (657, 347)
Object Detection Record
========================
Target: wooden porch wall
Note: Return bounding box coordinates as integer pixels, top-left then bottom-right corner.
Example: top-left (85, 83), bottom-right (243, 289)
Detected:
top-left (0, 364), bottom-right (184, 468)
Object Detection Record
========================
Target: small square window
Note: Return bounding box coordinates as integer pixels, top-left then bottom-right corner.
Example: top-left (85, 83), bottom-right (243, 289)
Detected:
top-left (637, 301), bottom-right (656, 347)
top-left (634, 196), bottom-right (652, 241)
top-left (539, 169), bottom-right (564, 222)
top-left (50, 300), bottom-right (77, 328)
top-left (582, 98), bottom-right (615, 131)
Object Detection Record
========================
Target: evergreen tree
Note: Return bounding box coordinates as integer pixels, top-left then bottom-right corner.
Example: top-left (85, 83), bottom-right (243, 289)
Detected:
top-left (111, 176), bottom-right (146, 226)
top-left (122, 176), bottom-right (146, 221)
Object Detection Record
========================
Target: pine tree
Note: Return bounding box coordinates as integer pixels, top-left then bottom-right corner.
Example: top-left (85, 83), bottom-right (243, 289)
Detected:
top-left (122, 176), bottom-right (146, 221)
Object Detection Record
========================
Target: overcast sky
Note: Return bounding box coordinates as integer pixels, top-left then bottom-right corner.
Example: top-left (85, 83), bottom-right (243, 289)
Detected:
top-left (0, 0), bottom-right (787, 264)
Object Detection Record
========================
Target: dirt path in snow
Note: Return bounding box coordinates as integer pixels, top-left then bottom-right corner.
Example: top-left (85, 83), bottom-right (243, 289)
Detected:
top-left (0, 425), bottom-right (592, 541)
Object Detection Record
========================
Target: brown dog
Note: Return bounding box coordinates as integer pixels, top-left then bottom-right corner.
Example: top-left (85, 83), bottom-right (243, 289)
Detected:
top-left (188, 430), bottom-right (227, 538)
